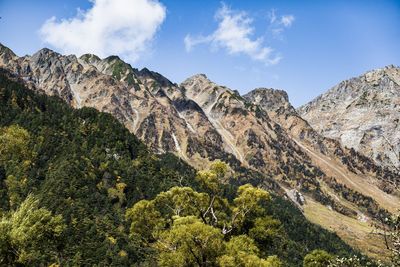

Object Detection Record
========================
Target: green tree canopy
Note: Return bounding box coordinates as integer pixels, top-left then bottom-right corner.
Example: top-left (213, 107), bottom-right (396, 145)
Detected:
top-left (0, 194), bottom-right (65, 266)
top-left (303, 249), bottom-right (333, 267)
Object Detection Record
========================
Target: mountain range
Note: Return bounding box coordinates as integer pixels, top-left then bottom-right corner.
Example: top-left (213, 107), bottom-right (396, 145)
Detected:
top-left (0, 43), bottom-right (398, 259)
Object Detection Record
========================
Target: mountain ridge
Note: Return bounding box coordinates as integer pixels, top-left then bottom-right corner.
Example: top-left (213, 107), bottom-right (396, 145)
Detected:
top-left (298, 65), bottom-right (400, 171)
top-left (1, 43), bottom-right (398, 258)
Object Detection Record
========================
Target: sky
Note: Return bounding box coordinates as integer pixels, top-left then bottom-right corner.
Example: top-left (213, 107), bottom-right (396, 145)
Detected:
top-left (0, 0), bottom-right (399, 107)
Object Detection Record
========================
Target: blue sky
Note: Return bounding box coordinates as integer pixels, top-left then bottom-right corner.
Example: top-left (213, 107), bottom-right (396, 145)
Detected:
top-left (0, 0), bottom-right (399, 106)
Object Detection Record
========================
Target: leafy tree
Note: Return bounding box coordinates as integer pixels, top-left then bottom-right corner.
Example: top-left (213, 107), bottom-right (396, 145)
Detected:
top-left (157, 216), bottom-right (224, 266)
top-left (0, 125), bottom-right (33, 208)
top-left (303, 249), bottom-right (333, 267)
top-left (0, 194), bottom-right (65, 266)
top-left (218, 235), bottom-right (282, 267)
top-left (126, 161), bottom-right (270, 240)
top-left (249, 216), bottom-right (284, 255)
top-left (0, 125), bottom-right (31, 164)
top-left (126, 162), bottom-right (279, 265)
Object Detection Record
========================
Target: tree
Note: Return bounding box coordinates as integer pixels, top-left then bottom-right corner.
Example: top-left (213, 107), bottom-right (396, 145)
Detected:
top-left (126, 166), bottom-right (270, 239)
top-left (371, 212), bottom-right (400, 266)
top-left (0, 194), bottom-right (65, 266)
top-left (218, 235), bottom-right (282, 267)
top-left (156, 216), bottom-right (225, 266)
top-left (125, 161), bottom-right (279, 266)
top-left (0, 125), bottom-right (33, 208)
top-left (229, 184), bottom-right (270, 233)
top-left (389, 214), bottom-right (400, 265)
top-left (0, 125), bottom-right (31, 164)
top-left (303, 249), bottom-right (333, 267)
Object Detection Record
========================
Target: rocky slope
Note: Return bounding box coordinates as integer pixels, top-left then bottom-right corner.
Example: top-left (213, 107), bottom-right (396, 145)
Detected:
top-left (182, 75), bottom-right (399, 209)
top-left (241, 86), bottom-right (400, 258)
top-left (0, 43), bottom-right (238, 169)
top-left (298, 65), bottom-right (400, 171)
top-left (1, 43), bottom-right (399, 258)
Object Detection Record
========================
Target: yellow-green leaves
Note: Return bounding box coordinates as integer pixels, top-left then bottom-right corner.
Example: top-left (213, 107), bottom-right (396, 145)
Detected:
top-left (234, 184), bottom-right (270, 214)
top-left (157, 216), bottom-right (224, 267)
top-left (196, 160), bottom-right (228, 194)
top-left (228, 184), bottom-right (270, 232)
top-left (126, 199), bottom-right (164, 242)
top-left (249, 216), bottom-right (282, 243)
top-left (126, 186), bottom-right (210, 242)
top-left (154, 186), bottom-right (209, 217)
top-left (125, 161), bottom-right (278, 266)
top-left (0, 195), bottom-right (65, 265)
top-left (0, 125), bottom-right (30, 164)
top-left (210, 160), bottom-right (228, 179)
top-left (0, 125), bottom-right (33, 208)
top-left (303, 249), bottom-right (333, 267)
top-left (218, 235), bottom-right (282, 267)
top-left (196, 170), bottom-right (220, 193)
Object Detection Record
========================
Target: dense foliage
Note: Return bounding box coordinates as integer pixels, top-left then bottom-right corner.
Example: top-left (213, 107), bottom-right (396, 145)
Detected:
top-left (0, 72), bottom-right (372, 266)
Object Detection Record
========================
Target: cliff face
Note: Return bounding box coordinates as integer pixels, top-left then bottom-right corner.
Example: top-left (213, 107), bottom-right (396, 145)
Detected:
top-left (299, 65), bottom-right (400, 171)
top-left (0, 44), bottom-right (239, 169)
top-left (1, 43), bottom-right (399, 258)
top-left (181, 74), bottom-right (324, 182)
top-left (244, 86), bottom-right (399, 204)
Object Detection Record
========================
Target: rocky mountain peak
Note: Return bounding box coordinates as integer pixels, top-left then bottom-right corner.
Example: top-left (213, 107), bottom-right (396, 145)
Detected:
top-left (299, 65), bottom-right (400, 170)
top-left (32, 47), bottom-right (59, 58)
top-left (0, 43), bottom-right (17, 64)
top-left (244, 88), bottom-right (294, 114)
top-left (362, 64), bottom-right (400, 85)
top-left (80, 53), bottom-right (102, 65)
top-left (181, 73), bottom-right (215, 88)
top-left (186, 73), bottom-right (208, 80)
top-left (138, 68), bottom-right (175, 88)
top-left (181, 74), bottom-right (236, 105)
top-left (107, 55), bottom-right (121, 60)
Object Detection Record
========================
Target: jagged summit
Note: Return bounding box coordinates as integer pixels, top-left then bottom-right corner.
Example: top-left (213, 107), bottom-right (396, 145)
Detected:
top-left (0, 42), bottom-right (15, 54)
top-left (30, 47), bottom-right (64, 61)
top-left (104, 55), bottom-right (122, 62)
top-left (244, 88), bottom-right (293, 114)
top-left (299, 65), bottom-right (400, 170)
top-left (0, 43), bottom-right (17, 64)
top-left (184, 73), bottom-right (209, 81)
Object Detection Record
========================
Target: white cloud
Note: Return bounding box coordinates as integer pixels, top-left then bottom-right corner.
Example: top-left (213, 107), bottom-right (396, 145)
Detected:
top-left (184, 35), bottom-right (212, 52)
top-left (280, 15), bottom-right (295, 27)
top-left (184, 4), bottom-right (281, 65)
top-left (40, 0), bottom-right (166, 62)
top-left (269, 9), bottom-right (295, 28)
top-left (268, 9), bottom-right (295, 40)
top-left (268, 9), bottom-right (278, 24)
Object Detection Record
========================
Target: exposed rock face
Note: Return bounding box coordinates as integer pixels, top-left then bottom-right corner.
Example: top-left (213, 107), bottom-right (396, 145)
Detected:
top-left (298, 65), bottom-right (400, 171)
top-left (182, 74), bottom-right (399, 213)
top-left (245, 87), bottom-right (399, 193)
top-left (1, 43), bottom-right (399, 257)
top-left (244, 88), bottom-right (320, 148)
top-left (181, 74), bottom-right (320, 181)
top-left (0, 43), bottom-right (237, 168)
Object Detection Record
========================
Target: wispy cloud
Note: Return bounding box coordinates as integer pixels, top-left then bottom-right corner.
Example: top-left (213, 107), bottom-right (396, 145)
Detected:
top-left (268, 9), bottom-right (295, 39)
top-left (40, 0), bottom-right (166, 62)
top-left (281, 15), bottom-right (295, 27)
top-left (184, 4), bottom-right (283, 65)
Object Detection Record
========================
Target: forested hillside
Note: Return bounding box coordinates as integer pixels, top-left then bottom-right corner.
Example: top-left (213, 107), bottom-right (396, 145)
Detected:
top-left (0, 71), bottom-right (378, 266)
